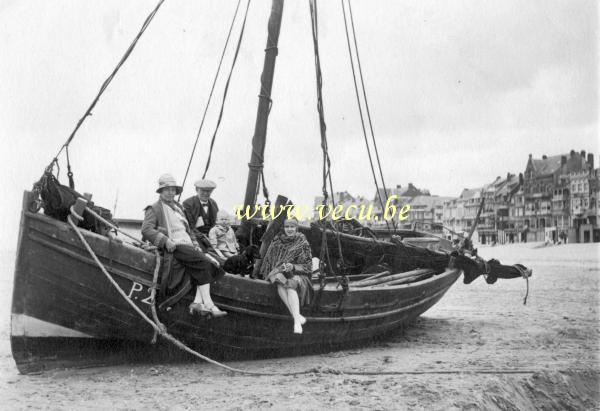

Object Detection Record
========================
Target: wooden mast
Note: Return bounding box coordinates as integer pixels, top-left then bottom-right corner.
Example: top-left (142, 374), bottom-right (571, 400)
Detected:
top-left (242, 0), bottom-right (284, 219)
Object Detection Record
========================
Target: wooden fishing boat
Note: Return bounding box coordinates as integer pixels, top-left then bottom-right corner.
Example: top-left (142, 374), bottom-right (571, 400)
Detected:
top-left (10, 0), bottom-right (529, 374)
top-left (12, 192), bottom-right (461, 373)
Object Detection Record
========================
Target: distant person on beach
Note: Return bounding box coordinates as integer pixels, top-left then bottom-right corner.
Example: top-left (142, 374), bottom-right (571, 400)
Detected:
top-left (259, 217), bottom-right (313, 334)
top-left (209, 210), bottom-right (240, 259)
top-left (142, 174), bottom-right (227, 318)
top-left (183, 179), bottom-right (219, 240)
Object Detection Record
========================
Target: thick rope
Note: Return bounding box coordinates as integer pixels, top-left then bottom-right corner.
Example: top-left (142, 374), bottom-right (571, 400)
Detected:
top-left (51, 0), bottom-right (166, 166)
top-left (150, 250), bottom-right (166, 344)
top-left (66, 146), bottom-right (75, 189)
top-left (310, 0), bottom-right (347, 284)
top-left (179, 0), bottom-right (243, 194)
top-left (346, 0), bottom-right (396, 231)
top-left (67, 215), bottom-right (276, 375)
top-left (309, 0), bottom-right (336, 209)
top-left (524, 275), bottom-right (529, 305)
top-left (84, 207), bottom-right (140, 243)
top-left (69, 213), bottom-right (540, 377)
top-left (202, 0), bottom-right (252, 179)
top-left (340, 0), bottom-right (390, 231)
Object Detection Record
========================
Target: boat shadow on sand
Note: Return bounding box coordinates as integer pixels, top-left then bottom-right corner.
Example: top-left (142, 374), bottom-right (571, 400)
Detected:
top-left (15, 317), bottom-right (464, 373)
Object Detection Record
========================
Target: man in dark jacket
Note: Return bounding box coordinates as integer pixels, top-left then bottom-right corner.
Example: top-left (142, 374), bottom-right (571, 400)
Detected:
top-left (183, 179), bottom-right (219, 242)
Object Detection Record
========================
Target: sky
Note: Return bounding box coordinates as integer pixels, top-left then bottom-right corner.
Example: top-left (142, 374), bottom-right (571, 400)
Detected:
top-left (0, 0), bottom-right (598, 251)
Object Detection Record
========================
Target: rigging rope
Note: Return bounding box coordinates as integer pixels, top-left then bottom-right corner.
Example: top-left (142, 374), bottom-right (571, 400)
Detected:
top-left (340, 0), bottom-right (390, 232)
top-left (309, 0), bottom-right (336, 210)
top-left (49, 0), bottom-right (167, 167)
top-left (201, 0), bottom-right (252, 180)
top-left (65, 146), bottom-right (75, 189)
top-left (71, 203), bottom-right (533, 376)
top-left (310, 0), bottom-right (349, 296)
top-left (179, 0), bottom-right (243, 195)
top-left (347, 0), bottom-right (396, 231)
top-left (69, 215), bottom-right (541, 377)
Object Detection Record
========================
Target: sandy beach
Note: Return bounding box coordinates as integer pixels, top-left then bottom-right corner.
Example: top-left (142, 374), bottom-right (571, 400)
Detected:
top-left (0, 242), bottom-right (598, 410)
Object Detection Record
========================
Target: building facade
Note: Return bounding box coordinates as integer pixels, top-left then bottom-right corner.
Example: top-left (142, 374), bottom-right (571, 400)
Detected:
top-left (442, 150), bottom-right (598, 244)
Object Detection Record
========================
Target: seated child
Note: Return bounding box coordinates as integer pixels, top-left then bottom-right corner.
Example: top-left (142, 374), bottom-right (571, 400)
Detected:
top-left (208, 211), bottom-right (240, 259)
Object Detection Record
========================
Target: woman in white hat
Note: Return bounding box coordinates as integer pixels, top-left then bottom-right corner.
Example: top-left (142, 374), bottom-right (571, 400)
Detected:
top-left (141, 174), bottom-right (227, 317)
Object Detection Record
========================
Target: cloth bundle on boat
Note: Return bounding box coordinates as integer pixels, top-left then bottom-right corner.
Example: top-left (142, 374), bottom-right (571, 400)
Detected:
top-left (452, 254), bottom-right (532, 284)
top-left (35, 171), bottom-right (114, 235)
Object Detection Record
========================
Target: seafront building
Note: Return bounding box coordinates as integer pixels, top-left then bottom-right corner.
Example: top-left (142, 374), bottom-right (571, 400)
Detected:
top-left (442, 150), bottom-right (598, 244)
top-left (312, 149), bottom-right (599, 244)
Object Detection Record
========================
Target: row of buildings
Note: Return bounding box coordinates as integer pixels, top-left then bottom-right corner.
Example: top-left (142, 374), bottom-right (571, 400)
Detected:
top-left (314, 149), bottom-right (600, 244)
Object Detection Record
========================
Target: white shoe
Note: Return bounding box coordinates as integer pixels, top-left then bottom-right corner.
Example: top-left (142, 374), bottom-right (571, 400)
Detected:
top-left (293, 323), bottom-right (303, 334)
top-left (298, 315), bottom-right (307, 325)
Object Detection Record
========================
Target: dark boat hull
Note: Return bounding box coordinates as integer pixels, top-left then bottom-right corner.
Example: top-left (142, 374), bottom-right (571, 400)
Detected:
top-left (11, 206), bottom-right (461, 374)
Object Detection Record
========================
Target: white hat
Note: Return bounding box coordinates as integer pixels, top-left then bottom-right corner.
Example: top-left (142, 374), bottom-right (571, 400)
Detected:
top-left (156, 174), bottom-right (182, 194)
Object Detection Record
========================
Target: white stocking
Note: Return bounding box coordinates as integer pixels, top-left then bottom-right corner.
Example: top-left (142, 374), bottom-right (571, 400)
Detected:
top-left (193, 286), bottom-right (203, 304)
top-left (199, 284), bottom-right (214, 307)
top-left (286, 289), bottom-right (302, 323)
top-left (277, 285), bottom-right (292, 312)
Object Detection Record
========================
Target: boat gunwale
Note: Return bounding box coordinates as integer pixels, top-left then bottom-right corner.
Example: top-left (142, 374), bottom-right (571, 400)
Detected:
top-left (217, 276), bottom-right (458, 322)
top-left (23, 208), bottom-right (460, 294)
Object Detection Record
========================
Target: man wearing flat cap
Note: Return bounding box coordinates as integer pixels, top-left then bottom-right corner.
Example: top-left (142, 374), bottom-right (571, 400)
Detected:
top-left (183, 178), bottom-right (219, 242)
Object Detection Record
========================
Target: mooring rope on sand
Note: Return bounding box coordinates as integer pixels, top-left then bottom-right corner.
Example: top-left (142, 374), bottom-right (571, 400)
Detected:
top-left (68, 211), bottom-right (545, 378)
top-left (68, 213), bottom-right (328, 376)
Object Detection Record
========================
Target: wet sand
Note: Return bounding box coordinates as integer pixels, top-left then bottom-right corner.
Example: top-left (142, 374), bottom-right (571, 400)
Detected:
top-left (0, 243), bottom-right (598, 410)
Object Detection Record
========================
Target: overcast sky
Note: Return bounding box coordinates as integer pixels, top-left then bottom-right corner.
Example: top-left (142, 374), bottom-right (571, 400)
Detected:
top-left (1, 0), bottom-right (598, 250)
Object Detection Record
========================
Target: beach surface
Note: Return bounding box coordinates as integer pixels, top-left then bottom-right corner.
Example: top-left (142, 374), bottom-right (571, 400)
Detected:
top-left (0, 242), bottom-right (598, 410)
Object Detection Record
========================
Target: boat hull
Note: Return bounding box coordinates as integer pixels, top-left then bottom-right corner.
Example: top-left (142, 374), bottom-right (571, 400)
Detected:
top-left (11, 207), bottom-right (461, 373)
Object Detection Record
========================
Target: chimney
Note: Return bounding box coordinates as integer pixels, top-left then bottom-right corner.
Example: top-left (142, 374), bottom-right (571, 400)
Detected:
top-left (519, 173), bottom-right (524, 185)
top-left (529, 153), bottom-right (532, 159)
top-left (570, 149), bottom-right (576, 157)
top-left (561, 155), bottom-right (567, 165)
top-left (542, 154), bottom-right (547, 160)
top-left (408, 183), bottom-right (415, 189)
top-left (581, 150), bottom-right (586, 158)
top-left (396, 184), bottom-right (401, 189)
top-left (588, 153), bottom-right (594, 170)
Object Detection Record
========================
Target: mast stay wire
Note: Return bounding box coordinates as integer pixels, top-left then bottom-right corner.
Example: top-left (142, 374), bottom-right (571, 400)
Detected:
top-left (49, 0), bottom-right (167, 168)
top-left (200, 0), bottom-right (252, 181)
top-left (309, 0), bottom-right (336, 209)
top-left (179, 0), bottom-right (243, 195)
top-left (310, 0), bottom-right (349, 287)
top-left (347, 0), bottom-right (396, 231)
top-left (340, 0), bottom-right (391, 232)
